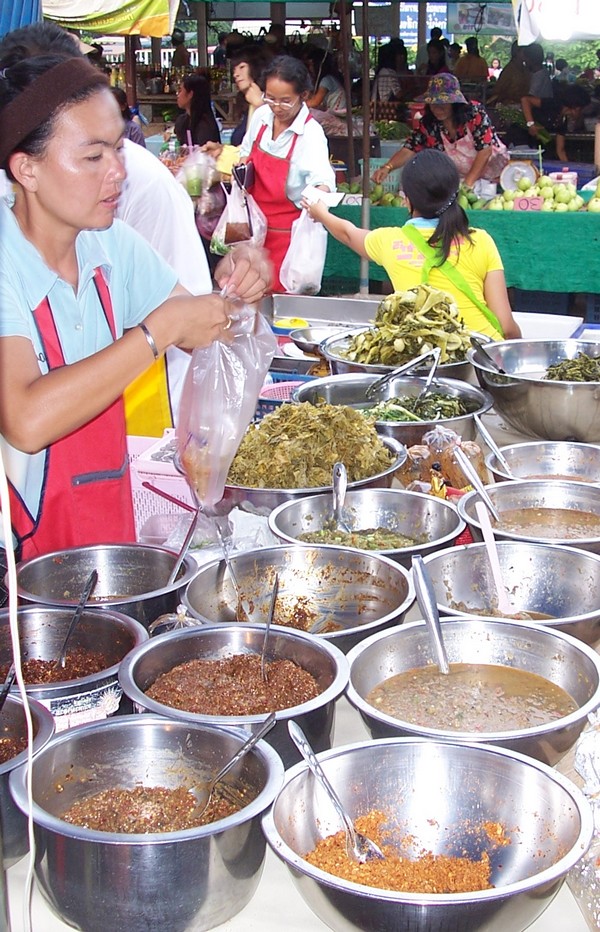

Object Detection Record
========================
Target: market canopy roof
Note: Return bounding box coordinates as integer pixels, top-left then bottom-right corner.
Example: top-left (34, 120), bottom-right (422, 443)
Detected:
top-left (42, 0), bottom-right (178, 37)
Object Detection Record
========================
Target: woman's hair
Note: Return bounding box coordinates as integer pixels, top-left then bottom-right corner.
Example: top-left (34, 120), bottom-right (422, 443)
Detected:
top-left (402, 149), bottom-right (472, 263)
top-left (110, 86), bottom-right (132, 121)
top-left (230, 42), bottom-right (269, 85)
top-left (376, 42), bottom-right (399, 73)
top-left (465, 37), bottom-right (479, 55)
top-left (263, 54), bottom-right (313, 94)
top-left (426, 39), bottom-right (446, 61)
top-left (0, 53), bottom-right (107, 176)
top-left (181, 73), bottom-right (217, 136)
top-left (422, 100), bottom-right (472, 130)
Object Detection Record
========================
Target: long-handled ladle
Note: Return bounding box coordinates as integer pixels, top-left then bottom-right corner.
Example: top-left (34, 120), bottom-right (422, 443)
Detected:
top-left (411, 555), bottom-right (449, 675)
top-left (473, 414), bottom-right (515, 479)
top-left (475, 501), bottom-right (514, 617)
top-left (54, 569), bottom-right (98, 670)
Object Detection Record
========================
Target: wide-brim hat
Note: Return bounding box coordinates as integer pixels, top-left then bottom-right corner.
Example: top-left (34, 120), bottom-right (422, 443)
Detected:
top-left (419, 73), bottom-right (467, 105)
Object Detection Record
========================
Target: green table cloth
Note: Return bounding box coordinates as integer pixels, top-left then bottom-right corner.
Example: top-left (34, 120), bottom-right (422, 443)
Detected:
top-left (322, 206), bottom-right (600, 295)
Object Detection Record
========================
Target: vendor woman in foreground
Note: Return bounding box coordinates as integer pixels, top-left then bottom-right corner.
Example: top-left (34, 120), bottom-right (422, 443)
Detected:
top-left (0, 52), bottom-right (271, 569)
top-left (372, 73), bottom-right (508, 191)
top-left (304, 149), bottom-right (521, 341)
top-left (237, 55), bottom-right (335, 292)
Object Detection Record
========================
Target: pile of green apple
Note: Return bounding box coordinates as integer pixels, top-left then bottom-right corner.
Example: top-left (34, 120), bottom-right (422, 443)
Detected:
top-left (367, 183), bottom-right (405, 207)
top-left (337, 181), bottom-right (363, 195)
top-left (483, 174), bottom-right (593, 212)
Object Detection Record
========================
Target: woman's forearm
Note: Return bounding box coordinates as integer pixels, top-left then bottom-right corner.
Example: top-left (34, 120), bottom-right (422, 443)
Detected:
top-left (464, 147), bottom-right (492, 187)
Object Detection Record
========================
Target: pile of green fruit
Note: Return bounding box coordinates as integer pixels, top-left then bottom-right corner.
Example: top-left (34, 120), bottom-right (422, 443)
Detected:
top-left (337, 181), bottom-right (363, 195)
top-left (462, 175), bottom-right (598, 213)
top-left (368, 184), bottom-right (405, 207)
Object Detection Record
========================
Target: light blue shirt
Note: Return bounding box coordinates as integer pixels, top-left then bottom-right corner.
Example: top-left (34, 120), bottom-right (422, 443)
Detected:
top-left (0, 203), bottom-right (178, 547)
top-left (239, 103), bottom-right (336, 207)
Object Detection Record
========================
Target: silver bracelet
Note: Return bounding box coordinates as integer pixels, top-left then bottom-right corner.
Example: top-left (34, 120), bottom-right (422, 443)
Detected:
top-left (139, 322), bottom-right (160, 360)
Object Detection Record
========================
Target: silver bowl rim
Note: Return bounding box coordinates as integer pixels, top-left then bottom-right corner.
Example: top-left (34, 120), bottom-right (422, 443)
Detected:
top-left (291, 372), bottom-right (494, 424)
top-left (181, 545), bottom-right (415, 643)
top-left (0, 694), bottom-right (55, 776)
top-left (345, 616), bottom-right (600, 741)
top-left (421, 541), bottom-right (600, 626)
top-left (14, 543), bottom-right (199, 607)
top-left (320, 329), bottom-right (475, 373)
top-left (288, 325), bottom-right (350, 355)
top-left (224, 435), bottom-right (406, 497)
top-left (262, 735), bottom-right (594, 903)
top-left (267, 489), bottom-right (466, 557)
top-left (457, 478), bottom-right (600, 545)
top-left (0, 605), bottom-right (149, 693)
top-left (9, 713), bottom-right (285, 843)
top-left (467, 337), bottom-right (600, 383)
top-left (118, 622), bottom-right (350, 723)
top-left (484, 440), bottom-right (600, 482)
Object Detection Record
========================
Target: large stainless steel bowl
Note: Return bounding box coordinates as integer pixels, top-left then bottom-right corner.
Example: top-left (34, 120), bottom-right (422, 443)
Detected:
top-left (14, 543), bottom-right (199, 628)
top-left (9, 715), bottom-right (284, 932)
top-left (182, 544), bottom-right (414, 654)
top-left (468, 339), bottom-right (600, 441)
top-left (268, 489), bottom-right (465, 569)
top-left (221, 436), bottom-right (406, 516)
top-left (119, 624), bottom-right (349, 768)
top-left (1, 695), bottom-right (54, 868)
top-left (485, 440), bottom-right (600, 484)
top-left (457, 479), bottom-right (600, 554)
top-left (422, 541), bottom-right (600, 645)
top-left (262, 737), bottom-right (593, 932)
top-left (346, 617), bottom-right (600, 765)
top-left (0, 606), bottom-right (148, 726)
top-left (320, 330), bottom-right (474, 382)
top-left (292, 373), bottom-right (493, 446)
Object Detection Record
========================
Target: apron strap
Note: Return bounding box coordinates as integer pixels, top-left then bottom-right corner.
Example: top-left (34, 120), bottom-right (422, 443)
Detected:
top-left (401, 224), bottom-right (503, 336)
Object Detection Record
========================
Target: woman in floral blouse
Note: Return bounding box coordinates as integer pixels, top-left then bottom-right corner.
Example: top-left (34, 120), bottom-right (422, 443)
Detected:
top-left (373, 73), bottom-right (508, 191)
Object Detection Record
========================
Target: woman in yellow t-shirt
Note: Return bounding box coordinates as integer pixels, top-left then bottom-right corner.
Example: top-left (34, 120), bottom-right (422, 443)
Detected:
top-left (303, 149), bottom-right (521, 340)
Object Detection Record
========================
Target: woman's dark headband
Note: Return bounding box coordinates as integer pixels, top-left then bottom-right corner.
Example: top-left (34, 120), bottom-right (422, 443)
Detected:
top-left (0, 57), bottom-right (109, 168)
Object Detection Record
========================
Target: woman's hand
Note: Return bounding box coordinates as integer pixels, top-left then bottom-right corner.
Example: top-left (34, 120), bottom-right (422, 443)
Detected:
top-left (301, 198), bottom-right (330, 223)
top-left (200, 141), bottom-right (224, 159)
top-left (372, 164), bottom-right (391, 184)
top-left (214, 244), bottom-right (272, 304)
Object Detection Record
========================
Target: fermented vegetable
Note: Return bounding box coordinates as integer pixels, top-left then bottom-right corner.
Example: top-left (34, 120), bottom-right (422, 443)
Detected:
top-left (227, 403), bottom-right (394, 489)
top-left (364, 393), bottom-right (470, 423)
top-left (298, 525), bottom-right (419, 549)
top-left (545, 352), bottom-right (600, 382)
top-left (342, 286), bottom-right (471, 368)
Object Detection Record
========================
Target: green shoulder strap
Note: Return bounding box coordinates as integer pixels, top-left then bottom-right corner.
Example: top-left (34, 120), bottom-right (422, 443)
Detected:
top-left (401, 224), bottom-right (503, 336)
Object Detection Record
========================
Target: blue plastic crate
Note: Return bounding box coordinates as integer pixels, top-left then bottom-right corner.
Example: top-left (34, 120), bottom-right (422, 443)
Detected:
top-left (255, 372), bottom-right (315, 421)
top-left (585, 293), bottom-right (600, 324)
top-left (511, 289), bottom-right (570, 315)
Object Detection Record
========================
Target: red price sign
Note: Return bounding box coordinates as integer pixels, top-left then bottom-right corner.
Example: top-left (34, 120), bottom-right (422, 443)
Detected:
top-left (513, 196), bottom-right (543, 212)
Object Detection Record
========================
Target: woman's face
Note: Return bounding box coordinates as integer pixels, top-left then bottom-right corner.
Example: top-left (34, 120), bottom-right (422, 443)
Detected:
top-left (176, 84), bottom-right (193, 110)
top-left (233, 62), bottom-right (252, 92)
top-left (264, 76), bottom-right (304, 127)
top-left (430, 103), bottom-right (453, 123)
top-left (16, 88), bottom-right (126, 234)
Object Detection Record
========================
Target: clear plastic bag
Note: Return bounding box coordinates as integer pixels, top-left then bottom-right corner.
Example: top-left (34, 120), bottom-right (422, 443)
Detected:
top-left (210, 182), bottom-right (267, 256)
top-left (175, 148), bottom-right (221, 198)
top-left (176, 310), bottom-right (276, 510)
top-left (279, 209), bottom-right (328, 295)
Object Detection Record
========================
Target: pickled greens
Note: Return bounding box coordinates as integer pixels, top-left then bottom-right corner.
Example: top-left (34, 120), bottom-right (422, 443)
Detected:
top-left (545, 352), bottom-right (600, 383)
top-left (227, 402), bottom-right (394, 489)
top-left (364, 393), bottom-right (470, 423)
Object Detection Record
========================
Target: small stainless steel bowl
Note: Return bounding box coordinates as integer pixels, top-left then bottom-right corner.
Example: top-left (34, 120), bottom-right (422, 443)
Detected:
top-left (221, 435), bottom-right (407, 516)
top-left (457, 479), bottom-right (600, 554)
top-left (0, 605), bottom-right (148, 726)
top-left (1, 695), bottom-right (54, 868)
top-left (9, 715), bottom-right (284, 932)
top-left (485, 440), bottom-right (600, 484)
top-left (119, 624), bottom-right (349, 768)
top-left (262, 737), bottom-right (593, 932)
top-left (320, 330), bottom-right (475, 382)
top-left (268, 489), bottom-right (465, 569)
top-left (182, 544), bottom-right (414, 654)
top-left (14, 543), bottom-right (199, 628)
top-left (468, 338), bottom-right (600, 442)
top-left (289, 326), bottom-right (349, 356)
top-left (292, 372), bottom-right (493, 446)
top-left (345, 617), bottom-right (600, 765)
top-left (423, 541), bottom-right (600, 646)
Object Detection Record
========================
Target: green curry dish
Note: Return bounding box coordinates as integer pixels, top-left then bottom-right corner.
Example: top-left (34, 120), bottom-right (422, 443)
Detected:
top-left (342, 286), bottom-right (471, 368)
top-left (364, 393), bottom-right (470, 423)
top-left (227, 402), bottom-right (394, 490)
top-left (545, 352), bottom-right (600, 383)
top-left (297, 524), bottom-right (419, 550)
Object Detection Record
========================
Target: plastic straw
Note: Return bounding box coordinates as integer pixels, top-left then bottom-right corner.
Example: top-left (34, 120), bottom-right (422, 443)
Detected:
top-left (538, 145), bottom-right (543, 175)
top-left (186, 129), bottom-right (193, 149)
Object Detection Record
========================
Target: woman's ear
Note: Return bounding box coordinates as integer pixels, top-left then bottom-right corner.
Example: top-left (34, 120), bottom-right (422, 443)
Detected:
top-left (7, 152), bottom-right (39, 192)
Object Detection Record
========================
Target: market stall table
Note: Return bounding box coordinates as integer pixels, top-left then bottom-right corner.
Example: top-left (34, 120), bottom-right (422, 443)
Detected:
top-left (321, 206), bottom-right (600, 296)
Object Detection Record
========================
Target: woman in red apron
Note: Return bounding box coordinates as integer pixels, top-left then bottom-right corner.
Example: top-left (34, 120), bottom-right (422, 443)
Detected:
top-left (239, 55), bottom-right (336, 292)
top-left (0, 44), bottom-right (272, 575)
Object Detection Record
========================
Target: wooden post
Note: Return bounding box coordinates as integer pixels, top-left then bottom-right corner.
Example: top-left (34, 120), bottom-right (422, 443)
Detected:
top-left (595, 123), bottom-right (600, 175)
top-left (196, 1), bottom-right (208, 68)
top-left (359, 0), bottom-right (371, 295)
top-left (337, 0), bottom-right (355, 179)
top-left (417, 1), bottom-right (427, 50)
top-left (124, 35), bottom-right (137, 109)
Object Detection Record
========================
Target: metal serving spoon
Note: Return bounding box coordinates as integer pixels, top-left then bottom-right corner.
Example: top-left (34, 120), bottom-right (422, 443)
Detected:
top-left (260, 574), bottom-right (279, 684)
top-left (473, 414), bottom-right (515, 479)
top-left (193, 713), bottom-right (276, 820)
top-left (54, 569), bottom-right (98, 670)
top-left (215, 522), bottom-right (253, 622)
top-left (470, 336), bottom-right (507, 374)
top-left (453, 447), bottom-right (501, 523)
top-left (332, 463), bottom-right (352, 534)
top-left (288, 721), bottom-right (385, 864)
top-left (166, 509), bottom-right (199, 587)
top-left (411, 555), bottom-right (449, 675)
top-left (475, 502), bottom-right (514, 617)
top-left (365, 348), bottom-right (442, 400)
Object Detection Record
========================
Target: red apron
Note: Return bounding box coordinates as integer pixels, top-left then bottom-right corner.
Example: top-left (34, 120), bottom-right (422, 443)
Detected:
top-left (250, 116), bottom-right (311, 293)
top-left (8, 269), bottom-right (135, 559)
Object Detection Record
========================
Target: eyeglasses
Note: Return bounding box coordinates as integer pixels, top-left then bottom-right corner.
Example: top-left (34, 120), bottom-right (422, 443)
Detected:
top-left (261, 93), bottom-right (300, 110)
